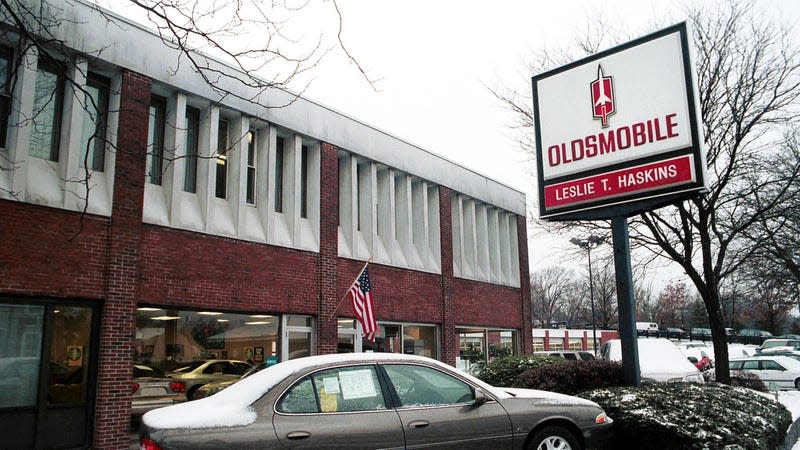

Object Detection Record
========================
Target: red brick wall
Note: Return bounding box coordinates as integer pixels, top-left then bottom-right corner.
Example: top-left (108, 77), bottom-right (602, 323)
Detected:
top-left (452, 278), bottom-right (524, 329)
top-left (438, 187), bottom-right (456, 365)
top-left (0, 201), bottom-right (108, 298)
top-left (336, 259), bottom-right (443, 324)
top-left (94, 70), bottom-right (151, 449)
top-left (138, 226), bottom-right (318, 315)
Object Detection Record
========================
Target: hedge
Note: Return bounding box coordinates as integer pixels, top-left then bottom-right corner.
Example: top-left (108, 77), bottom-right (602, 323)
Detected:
top-left (515, 359), bottom-right (625, 394)
top-left (579, 382), bottom-right (791, 450)
top-left (477, 355), bottom-right (562, 387)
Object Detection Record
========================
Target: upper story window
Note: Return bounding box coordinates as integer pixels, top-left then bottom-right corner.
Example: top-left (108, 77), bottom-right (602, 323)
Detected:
top-left (80, 73), bottom-right (109, 171)
top-left (30, 59), bottom-right (64, 162)
top-left (146, 94), bottom-right (166, 185)
top-left (246, 129), bottom-right (256, 205)
top-left (0, 46), bottom-right (13, 150)
top-left (183, 106), bottom-right (200, 193)
top-left (215, 118), bottom-right (229, 199)
top-left (300, 145), bottom-right (308, 219)
top-left (274, 136), bottom-right (284, 213)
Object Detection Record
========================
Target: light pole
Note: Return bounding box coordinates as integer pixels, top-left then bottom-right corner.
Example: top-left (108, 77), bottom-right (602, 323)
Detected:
top-left (571, 235), bottom-right (606, 354)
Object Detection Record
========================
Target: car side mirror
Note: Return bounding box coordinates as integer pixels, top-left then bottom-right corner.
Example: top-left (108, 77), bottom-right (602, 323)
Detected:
top-left (473, 388), bottom-right (487, 406)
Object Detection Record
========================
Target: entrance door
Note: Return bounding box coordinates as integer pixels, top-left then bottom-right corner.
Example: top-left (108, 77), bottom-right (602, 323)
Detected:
top-left (0, 301), bottom-right (97, 449)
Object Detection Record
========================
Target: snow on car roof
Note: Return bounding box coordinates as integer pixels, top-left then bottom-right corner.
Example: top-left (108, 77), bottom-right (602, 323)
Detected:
top-left (142, 352), bottom-right (502, 429)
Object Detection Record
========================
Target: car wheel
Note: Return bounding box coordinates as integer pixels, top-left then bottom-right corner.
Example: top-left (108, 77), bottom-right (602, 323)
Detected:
top-left (795, 379), bottom-right (800, 390)
top-left (528, 425), bottom-right (581, 450)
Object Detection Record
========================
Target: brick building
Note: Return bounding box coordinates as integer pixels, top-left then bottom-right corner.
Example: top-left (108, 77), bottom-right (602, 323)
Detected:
top-left (0, 1), bottom-right (531, 448)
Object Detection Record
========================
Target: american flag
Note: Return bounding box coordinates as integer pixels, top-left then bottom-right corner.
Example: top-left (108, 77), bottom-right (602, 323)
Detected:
top-left (348, 267), bottom-right (378, 341)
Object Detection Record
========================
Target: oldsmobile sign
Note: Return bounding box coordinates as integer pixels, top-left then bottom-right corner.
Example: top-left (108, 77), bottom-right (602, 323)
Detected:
top-left (532, 23), bottom-right (707, 220)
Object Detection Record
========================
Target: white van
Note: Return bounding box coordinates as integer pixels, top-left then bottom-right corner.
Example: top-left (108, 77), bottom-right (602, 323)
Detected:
top-left (636, 322), bottom-right (659, 332)
top-left (599, 338), bottom-right (704, 383)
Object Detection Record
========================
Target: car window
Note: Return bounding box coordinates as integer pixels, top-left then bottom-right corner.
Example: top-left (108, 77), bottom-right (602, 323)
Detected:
top-left (278, 377), bottom-right (317, 413)
top-left (133, 365), bottom-right (166, 378)
top-left (563, 353), bottom-right (578, 361)
top-left (277, 366), bottom-right (387, 414)
top-left (232, 362), bottom-right (252, 375)
top-left (730, 361), bottom-right (743, 370)
top-left (203, 362), bottom-right (227, 374)
top-left (383, 364), bottom-right (473, 407)
top-left (742, 360), bottom-right (759, 370)
top-left (761, 360), bottom-right (785, 371)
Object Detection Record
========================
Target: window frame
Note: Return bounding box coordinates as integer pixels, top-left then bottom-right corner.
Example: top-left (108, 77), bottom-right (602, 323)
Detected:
top-left (146, 94), bottom-right (167, 185)
top-left (274, 135), bottom-right (284, 213)
top-left (215, 118), bottom-right (229, 199)
top-left (183, 105), bottom-right (200, 193)
top-left (246, 129), bottom-right (256, 205)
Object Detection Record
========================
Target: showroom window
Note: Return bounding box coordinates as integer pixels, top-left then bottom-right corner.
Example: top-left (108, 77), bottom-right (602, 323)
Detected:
top-left (339, 321), bottom-right (438, 358)
top-left (456, 328), bottom-right (519, 374)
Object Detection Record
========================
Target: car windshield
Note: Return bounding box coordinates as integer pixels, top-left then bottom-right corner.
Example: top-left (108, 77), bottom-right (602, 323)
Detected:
top-left (171, 361), bottom-right (207, 373)
top-left (133, 365), bottom-right (167, 378)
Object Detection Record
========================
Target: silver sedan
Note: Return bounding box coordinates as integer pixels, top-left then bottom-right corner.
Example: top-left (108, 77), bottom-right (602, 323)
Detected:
top-left (140, 353), bottom-right (613, 449)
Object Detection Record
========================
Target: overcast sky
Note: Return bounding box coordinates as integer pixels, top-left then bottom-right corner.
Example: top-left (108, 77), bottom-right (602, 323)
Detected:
top-left (115, 0), bottom-right (800, 292)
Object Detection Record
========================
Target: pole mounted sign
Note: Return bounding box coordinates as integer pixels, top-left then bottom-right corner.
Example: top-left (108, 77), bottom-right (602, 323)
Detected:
top-left (533, 23), bottom-right (707, 220)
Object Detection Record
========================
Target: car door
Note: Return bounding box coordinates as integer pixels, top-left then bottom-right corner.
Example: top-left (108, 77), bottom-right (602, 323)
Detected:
top-left (272, 364), bottom-right (405, 449)
top-left (759, 360), bottom-right (789, 388)
top-left (381, 363), bottom-right (512, 449)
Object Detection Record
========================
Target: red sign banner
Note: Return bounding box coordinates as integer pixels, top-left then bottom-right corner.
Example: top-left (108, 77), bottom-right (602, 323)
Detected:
top-left (544, 155), bottom-right (695, 210)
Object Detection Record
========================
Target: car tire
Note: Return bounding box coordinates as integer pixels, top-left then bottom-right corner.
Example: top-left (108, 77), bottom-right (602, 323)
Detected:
top-left (795, 378), bottom-right (800, 390)
top-left (187, 385), bottom-right (202, 400)
top-left (528, 425), bottom-right (581, 450)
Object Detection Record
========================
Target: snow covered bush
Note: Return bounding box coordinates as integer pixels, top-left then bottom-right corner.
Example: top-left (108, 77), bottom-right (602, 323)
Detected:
top-left (579, 382), bottom-right (791, 450)
top-left (514, 360), bottom-right (625, 394)
top-left (477, 356), bottom-right (561, 387)
top-left (731, 372), bottom-right (768, 393)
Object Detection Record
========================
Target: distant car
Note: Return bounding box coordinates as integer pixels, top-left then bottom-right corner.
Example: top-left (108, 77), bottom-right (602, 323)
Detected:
top-left (167, 360), bottom-right (252, 399)
top-left (132, 364), bottom-right (187, 416)
top-left (533, 351), bottom-right (595, 361)
top-left (141, 353), bottom-right (613, 449)
top-left (730, 355), bottom-right (800, 390)
top-left (599, 338), bottom-right (704, 383)
top-left (636, 322), bottom-right (659, 332)
top-left (691, 328), bottom-right (712, 338)
top-left (663, 328), bottom-right (687, 339)
top-left (759, 339), bottom-right (800, 353)
top-left (193, 362), bottom-right (270, 399)
top-left (682, 347), bottom-right (713, 371)
top-left (777, 334), bottom-right (800, 340)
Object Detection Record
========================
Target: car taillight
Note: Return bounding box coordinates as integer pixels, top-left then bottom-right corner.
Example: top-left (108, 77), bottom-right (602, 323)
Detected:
top-left (595, 412), bottom-right (613, 424)
top-left (140, 437), bottom-right (162, 450)
top-left (131, 382), bottom-right (140, 394)
top-left (169, 380), bottom-right (186, 393)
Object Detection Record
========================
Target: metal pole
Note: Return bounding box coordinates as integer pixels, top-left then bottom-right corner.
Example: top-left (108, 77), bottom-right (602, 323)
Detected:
top-left (588, 246), bottom-right (598, 354)
top-left (612, 216), bottom-right (640, 387)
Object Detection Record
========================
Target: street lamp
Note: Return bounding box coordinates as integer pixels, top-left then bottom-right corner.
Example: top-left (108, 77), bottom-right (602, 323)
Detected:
top-left (570, 235), bottom-right (607, 354)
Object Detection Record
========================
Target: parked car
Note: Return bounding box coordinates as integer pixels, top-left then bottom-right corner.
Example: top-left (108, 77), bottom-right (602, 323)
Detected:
top-left (599, 338), bottom-right (704, 383)
top-left (728, 343), bottom-right (758, 359)
top-left (533, 351), bottom-right (595, 361)
top-left (759, 339), bottom-right (800, 353)
top-left (192, 362), bottom-right (270, 399)
top-left (729, 355), bottom-right (800, 390)
top-left (690, 328), bottom-right (712, 338)
top-left (167, 359), bottom-right (252, 400)
top-left (777, 334), bottom-right (800, 340)
top-left (738, 329), bottom-right (773, 344)
top-left (663, 328), bottom-right (687, 339)
top-left (132, 364), bottom-right (187, 416)
top-left (636, 322), bottom-right (659, 332)
top-left (141, 353), bottom-right (614, 449)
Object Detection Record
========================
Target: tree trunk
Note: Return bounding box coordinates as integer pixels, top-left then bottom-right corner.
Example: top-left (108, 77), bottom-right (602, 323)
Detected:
top-left (705, 287), bottom-right (730, 384)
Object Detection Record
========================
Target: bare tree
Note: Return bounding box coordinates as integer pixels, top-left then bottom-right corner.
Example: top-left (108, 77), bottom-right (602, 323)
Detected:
top-left (494, 0), bottom-right (800, 384)
top-left (530, 266), bottom-right (578, 327)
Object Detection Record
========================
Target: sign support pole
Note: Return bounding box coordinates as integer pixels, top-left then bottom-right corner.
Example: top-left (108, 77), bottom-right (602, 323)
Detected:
top-left (612, 216), bottom-right (641, 386)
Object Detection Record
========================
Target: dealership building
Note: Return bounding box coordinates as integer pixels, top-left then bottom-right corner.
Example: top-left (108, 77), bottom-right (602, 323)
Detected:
top-left (0, 1), bottom-right (531, 448)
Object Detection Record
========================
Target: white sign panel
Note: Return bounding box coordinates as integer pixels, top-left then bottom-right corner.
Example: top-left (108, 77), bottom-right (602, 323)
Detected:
top-left (533, 22), bottom-right (706, 219)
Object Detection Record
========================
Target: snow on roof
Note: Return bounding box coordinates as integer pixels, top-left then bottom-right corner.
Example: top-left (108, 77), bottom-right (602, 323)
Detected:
top-left (142, 353), bottom-right (503, 429)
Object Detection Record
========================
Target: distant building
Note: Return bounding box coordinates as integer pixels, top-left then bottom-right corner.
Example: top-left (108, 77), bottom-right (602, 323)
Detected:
top-left (0, 1), bottom-right (531, 447)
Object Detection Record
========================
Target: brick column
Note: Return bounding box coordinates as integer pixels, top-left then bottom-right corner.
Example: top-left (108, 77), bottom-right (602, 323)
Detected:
top-left (438, 187), bottom-right (456, 366)
top-left (93, 70), bottom-right (151, 449)
top-left (517, 214), bottom-right (533, 354)
top-left (316, 142), bottom-right (339, 354)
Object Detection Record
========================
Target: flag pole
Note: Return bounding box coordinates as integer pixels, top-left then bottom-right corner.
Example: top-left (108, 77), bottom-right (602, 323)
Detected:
top-left (331, 257), bottom-right (372, 317)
